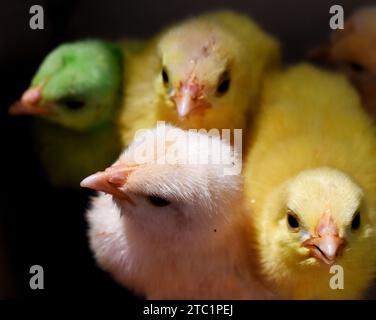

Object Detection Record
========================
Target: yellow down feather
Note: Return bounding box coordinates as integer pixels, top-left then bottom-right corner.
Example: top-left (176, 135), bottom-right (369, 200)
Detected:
top-left (244, 64), bottom-right (376, 299)
top-left (118, 10), bottom-right (280, 146)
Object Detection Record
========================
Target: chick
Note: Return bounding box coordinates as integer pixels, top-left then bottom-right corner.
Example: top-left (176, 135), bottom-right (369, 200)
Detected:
top-left (119, 11), bottom-right (280, 146)
top-left (309, 7), bottom-right (376, 119)
top-left (82, 124), bottom-right (272, 299)
top-left (10, 40), bottom-right (126, 129)
top-left (244, 64), bottom-right (376, 299)
top-left (9, 39), bottom-right (143, 187)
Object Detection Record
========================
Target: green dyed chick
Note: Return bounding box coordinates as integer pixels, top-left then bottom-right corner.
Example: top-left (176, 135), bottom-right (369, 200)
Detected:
top-left (10, 39), bottom-right (143, 187)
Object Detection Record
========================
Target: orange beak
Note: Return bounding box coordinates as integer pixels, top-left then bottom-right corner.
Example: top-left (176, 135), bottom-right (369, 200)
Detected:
top-left (9, 87), bottom-right (54, 116)
top-left (302, 213), bottom-right (346, 265)
top-left (172, 79), bottom-right (212, 119)
top-left (80, 163), bottom-right (138, 206)
top-left (306, 44), bottom-right (331, 62)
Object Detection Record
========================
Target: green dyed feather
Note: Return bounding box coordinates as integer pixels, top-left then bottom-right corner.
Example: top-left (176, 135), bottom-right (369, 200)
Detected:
top-left (20, 39), bottom-right (145, 188)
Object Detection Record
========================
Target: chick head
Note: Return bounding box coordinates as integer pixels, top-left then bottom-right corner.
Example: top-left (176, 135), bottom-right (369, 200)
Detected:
top-left (9, 40), bottom-right (122, 130)
top-left (310, 7), bottom-right (376, 116)
top-left (81, 124), bottom-right (241, 241)
top-left (155, 11), bottom-right (280, 123)
top-left (260, 167), bottom-right (376, 282)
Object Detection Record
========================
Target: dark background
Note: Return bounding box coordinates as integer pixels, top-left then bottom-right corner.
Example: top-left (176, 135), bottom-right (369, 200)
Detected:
top-left (0, 0), bottom-right (375, 299)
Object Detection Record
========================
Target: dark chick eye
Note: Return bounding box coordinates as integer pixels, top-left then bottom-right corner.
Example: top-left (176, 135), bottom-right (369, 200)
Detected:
top-left (61, 98), bottom-right (85, 111)
top-left (216, 71), bottom-right (230, 96)
top-left (351, 211), bottom-right (361, 231)
top-left (162, 67), bottom-right (169, 85)
top-left (147, 195), bottom-right (171, 207)
top-left (349, 62), bottom-right (365, 73)
top-left (287, 211), bottom-right (300, 231)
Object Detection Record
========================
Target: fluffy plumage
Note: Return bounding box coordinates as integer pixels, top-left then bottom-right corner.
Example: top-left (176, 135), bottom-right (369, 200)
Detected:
top-left (82, 124), bottom-right (272, 299)
top-left (119, 11), bottom-right (280, 146)
top-left (9, 39), bottom-right (142, 187)
top-left (10, 40), bottom-right (124, 129)
top-left (244, 64), bottom-right (376, 299)
top-left (309, 7), bottom-right (376, 119)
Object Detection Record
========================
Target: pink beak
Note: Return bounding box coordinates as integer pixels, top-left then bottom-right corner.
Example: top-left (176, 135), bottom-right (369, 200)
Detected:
top-left (303, 213), bottom-right (346, 265)
top-left (80, 163), bottom-right (138, 206)
top-left (173, 80), bottom-right (211, 119)
top-left (9, 87), bottom-right (54, 115)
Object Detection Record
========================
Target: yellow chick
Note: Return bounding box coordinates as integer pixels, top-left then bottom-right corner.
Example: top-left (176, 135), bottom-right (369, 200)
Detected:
top-left (309, 7), bottom-right (376, 119)
top-left (244, 64), bottom-right (376, 299)
top-left (119, 10), bottom-right (280, 146)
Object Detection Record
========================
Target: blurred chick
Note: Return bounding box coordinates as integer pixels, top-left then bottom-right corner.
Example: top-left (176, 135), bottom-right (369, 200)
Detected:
top-left (82, 124), bottom-right (272, 299)
top-left (119, 11), bottom-right (280, 146)
top-left (244, 64), bottom-right (376, 299)
top-left (309, 7), bottom-right (376, 119)
top-left (9, 39), bottom-right (143, 187)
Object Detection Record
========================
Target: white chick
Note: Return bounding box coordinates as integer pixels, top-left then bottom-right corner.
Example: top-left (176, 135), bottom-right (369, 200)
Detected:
top-left (81, 124), bottom-right (272, 299)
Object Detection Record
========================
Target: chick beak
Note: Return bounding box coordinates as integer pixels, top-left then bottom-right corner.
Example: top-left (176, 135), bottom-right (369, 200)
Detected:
top-left (173, 80), bottom-right (211, 119)
top-left (302, 213), bottom-right (346, 265)
top-left (80, 164), bottom-right (137, 206)
top-left (9, 87), bottom-right (54, 115)
top-left (306, 44), bottom-right (331, 62)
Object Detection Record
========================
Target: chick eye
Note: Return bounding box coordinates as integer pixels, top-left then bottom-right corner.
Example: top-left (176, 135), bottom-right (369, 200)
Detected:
top-left (348, 62), bottom-right (365, 73)
top-left (287, 210), bottom-right (300, 231)
top-left (162, 67), bottom-right (169, 85)
top-left (60, 98), bottom-right (85, 111)
top-left (351, 211), bottom-right (361, 231)
top-left (216, 71), bottom-right (230, 96)
top-left (147, 195), bottom-right (171, 207)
